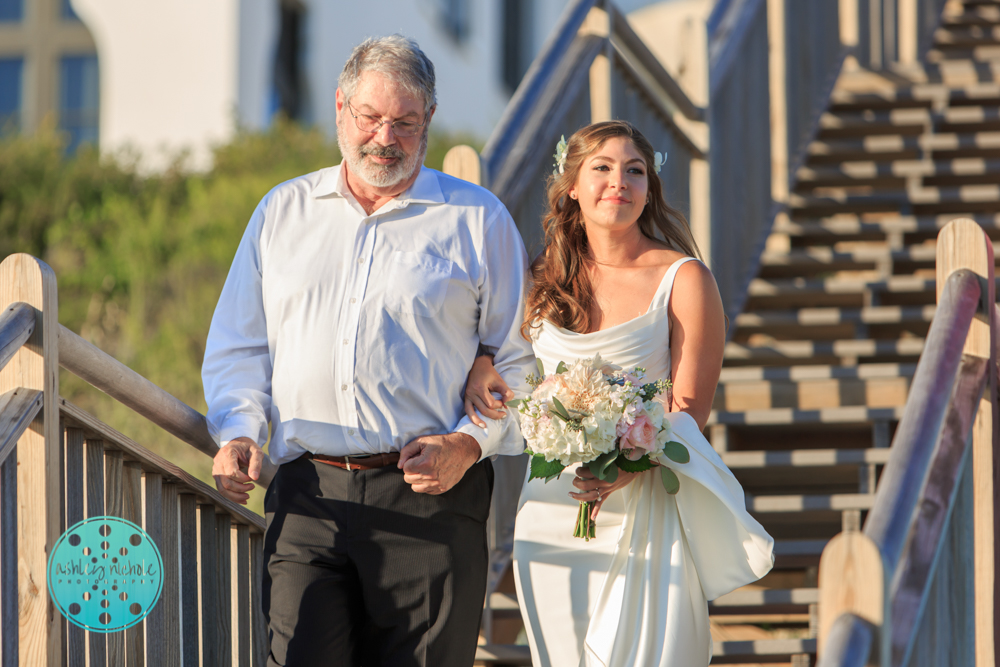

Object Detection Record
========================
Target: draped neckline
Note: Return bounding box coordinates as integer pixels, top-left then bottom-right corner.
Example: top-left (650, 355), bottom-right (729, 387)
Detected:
top-left (544, 257), bottom-right (695, 339)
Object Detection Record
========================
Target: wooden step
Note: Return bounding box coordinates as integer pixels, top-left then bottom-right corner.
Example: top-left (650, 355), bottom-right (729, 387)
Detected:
top-left (709, 405), bottom-right (904, 426)
top-left (797, 158), bottom-right (1000, 190)
top-left (772, 213), bottom-right (1000, 241)
top-left (714, 365), bottom-right (912, 411)
top-left (710, 587), bottom-right (819, 614)
top-left (475, 644), bottom-right (531, 665)
top-left (757, 245), bottom-right (945, 276)
top-left (722, 447), bottom-right (892, 469)
top-left (711, 638), bottom-right (817, 663)
top-left (935, 24), bottom-right (1000, 49)
top-left (749, 493), bottom-right (874, 513)
top-left (724, 337), bottom-right (925, 366)
top-left (732, 305), bottom-right (935, 340)
top-left (790, 187), bottom-right (1000, 216)
top-left (745, 276), bottom-right (938, 309)
top-left (942, 7), bottom-right (1000, 27)
top-left (808, 131), bottom-right (1000, 163)
top-left (719, 362), bottom-right (917, 383)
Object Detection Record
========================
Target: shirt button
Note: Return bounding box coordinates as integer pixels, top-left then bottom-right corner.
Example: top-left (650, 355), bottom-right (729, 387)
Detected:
top-left (357, 257), bottom-right (364, 264)
top-left (343, 339), bottom-right (348, 345)
top-left (350, 298), bottom-right (357, 304)
top-left (341, 384), bottom-right (348, 391)
top-left (347, 429), bottom-right (354, 435)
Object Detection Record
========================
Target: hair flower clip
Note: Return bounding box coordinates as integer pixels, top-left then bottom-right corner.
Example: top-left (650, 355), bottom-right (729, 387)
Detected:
top-left (552, 135), bottom-right (569, 175)
top-left (653, 151), bottom-right (667, 174)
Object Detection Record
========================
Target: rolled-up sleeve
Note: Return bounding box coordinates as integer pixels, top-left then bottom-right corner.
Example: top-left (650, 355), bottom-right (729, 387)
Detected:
top-left (453, 205), bottom-right (535, 460)
top-left (202, 202), bottom-right (273, 447)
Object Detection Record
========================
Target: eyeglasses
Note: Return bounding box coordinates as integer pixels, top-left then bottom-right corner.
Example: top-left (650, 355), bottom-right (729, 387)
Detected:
top-left (346, 102), bottom-right (428, 138)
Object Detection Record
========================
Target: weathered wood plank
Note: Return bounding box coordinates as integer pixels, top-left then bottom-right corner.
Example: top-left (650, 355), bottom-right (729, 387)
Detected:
top-left (818, 530), bottom-right (884, 653)
top-left (215, 513), bottom-right (232, 666)
top-left (160, 483), bottom-right (180, 667)
top-left (57, 325), bottom-right (278, 486)
top-left (178, 494), bottom-right (199, 667)
top-left (250, 532), bottom-right (267, 667)
top-left (1, 452), bottom-right (17, 667)
top-left (0, 253), bottom-right (61, 666)
top-left (85, 439), bottom-right (107, 666)
top-left (0, 388), bottom-right (41, 467)
top-left (0, 302), bottom-right (34, 376)
top-left (144, 473), bottom-right (163, 667)
top-left (199, 504), bottom-right (219, 666)
top-left (61, 401), bottom-right (265, 533)
top-left (123, 461), bottom-right (144, 666)
top-left (65, 427), bottom-right (86, 667)
top-left (234, 524), bottom-right (251, 667)
top-left (105, 449), bottom-right (125, 665)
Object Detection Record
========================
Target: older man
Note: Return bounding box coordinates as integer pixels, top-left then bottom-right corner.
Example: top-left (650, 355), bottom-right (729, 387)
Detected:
top-left (205, 36), bottom-right (532, 666)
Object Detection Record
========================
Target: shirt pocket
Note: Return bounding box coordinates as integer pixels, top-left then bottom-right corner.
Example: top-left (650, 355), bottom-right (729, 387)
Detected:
top-left (383, 251), bottom-right (454, 317)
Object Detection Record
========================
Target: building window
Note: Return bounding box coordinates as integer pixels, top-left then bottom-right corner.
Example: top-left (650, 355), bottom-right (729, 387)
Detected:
top-left (433, 0), bottom-right (470, 43)
top-left (60, 55), bottom-right (99, 152)
top-left (0, 58), bottom-right (22, 132)
top-left (61, 0), bottom-right (80, 21)
top-left (502, 0), bottom-right (533, 94)
top-left (272, 0), bottom-right (306, 121)
top-left (0, 0), bottom-right (23, 22)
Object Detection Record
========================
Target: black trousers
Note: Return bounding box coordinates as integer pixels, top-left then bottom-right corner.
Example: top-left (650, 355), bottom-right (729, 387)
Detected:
top-left (262, 455), bottom-right (493, 666)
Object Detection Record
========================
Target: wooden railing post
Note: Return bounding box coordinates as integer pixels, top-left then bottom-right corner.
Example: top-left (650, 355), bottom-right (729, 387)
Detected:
top-left (935, 218), bottom-right (997, 667)
top-left (0, 253), bottom-right (60, 666)
top-left (817, 521), bottom-right (885, 657)
top-left (442, 145), bottom-right (486, 187)
top-left (579, 5), bottom-right (613, 123)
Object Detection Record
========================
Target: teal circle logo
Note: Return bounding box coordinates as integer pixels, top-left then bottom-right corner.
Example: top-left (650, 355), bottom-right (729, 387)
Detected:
top-left (47, 517), bottom-right (163, 633)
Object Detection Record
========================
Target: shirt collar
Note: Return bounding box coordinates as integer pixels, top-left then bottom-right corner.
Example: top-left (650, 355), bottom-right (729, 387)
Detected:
top-left (314, 164), bottom-right (445, 207)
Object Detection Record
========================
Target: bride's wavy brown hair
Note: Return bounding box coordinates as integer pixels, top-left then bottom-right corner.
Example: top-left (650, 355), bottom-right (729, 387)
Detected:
top-left (521, 120), bottom-right (702, 339)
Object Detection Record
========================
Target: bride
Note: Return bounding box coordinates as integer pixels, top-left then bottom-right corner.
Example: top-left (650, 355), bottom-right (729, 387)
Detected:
top-left (464, 121), bottom-right (774, 666)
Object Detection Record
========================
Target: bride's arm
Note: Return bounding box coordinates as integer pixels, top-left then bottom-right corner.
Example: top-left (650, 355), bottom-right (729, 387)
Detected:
top-left (666, 260), bottom-right (726, 429)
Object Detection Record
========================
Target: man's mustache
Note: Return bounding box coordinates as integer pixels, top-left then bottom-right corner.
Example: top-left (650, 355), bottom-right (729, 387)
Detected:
top-left (360, 144), bottom-right (406, 161)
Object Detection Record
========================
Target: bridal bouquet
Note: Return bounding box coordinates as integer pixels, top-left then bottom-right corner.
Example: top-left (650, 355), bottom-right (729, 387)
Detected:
top-left (508, 355), bottom-right (690, 540)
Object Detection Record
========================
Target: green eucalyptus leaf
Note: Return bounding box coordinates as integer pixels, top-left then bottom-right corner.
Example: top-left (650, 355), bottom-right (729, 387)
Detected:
top-left (536, 358), bottom-right (545, 377)
top-left (529, 454), bottom-right (565, 482)
top-left (556, 361), bottom-right (568, 374)
top-left (550, 396), bottom-right (571, 421)
top-left (588, 449), bottom-right (619, 480)
top-left (506, 398), bottom-right (522, 409)
top-left (602, 465), bottom-right (619, 484)
top-left (616, 453), bottom-right (654, 473)
top-left (660, 466), bottom-right (680, 494)
top-left (663, 441), bottom-right (690, 464)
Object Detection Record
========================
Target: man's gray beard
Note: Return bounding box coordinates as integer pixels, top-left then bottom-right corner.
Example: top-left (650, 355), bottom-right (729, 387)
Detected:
top-left (337, 129), bottom-right (428, 189)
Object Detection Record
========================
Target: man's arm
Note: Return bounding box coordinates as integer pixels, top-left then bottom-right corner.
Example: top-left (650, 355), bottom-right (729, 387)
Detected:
top-left (204, 203), bottom-right (273, 503)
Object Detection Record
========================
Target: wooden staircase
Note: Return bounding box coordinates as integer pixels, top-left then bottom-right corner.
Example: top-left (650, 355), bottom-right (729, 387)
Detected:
top-left (472, 1), bottom-right (998, 665)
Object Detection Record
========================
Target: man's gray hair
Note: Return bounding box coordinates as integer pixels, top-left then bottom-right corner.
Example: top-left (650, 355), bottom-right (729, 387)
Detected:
top-left (338, 36), bottom-right (437, 114)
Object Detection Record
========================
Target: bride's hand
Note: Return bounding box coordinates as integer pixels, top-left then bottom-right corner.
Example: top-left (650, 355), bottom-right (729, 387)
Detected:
top-left (570, 466), bottom-right (642, 520)
top-left (464, 354), bottom-right (514, 428)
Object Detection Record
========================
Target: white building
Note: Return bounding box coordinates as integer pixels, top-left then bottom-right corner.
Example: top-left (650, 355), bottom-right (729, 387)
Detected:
top-left (1, 0), bottom-right (685, 168)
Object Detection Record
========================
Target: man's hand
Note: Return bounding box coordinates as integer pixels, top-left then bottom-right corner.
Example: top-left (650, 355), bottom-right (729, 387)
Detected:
top-left (398, 433), bottom-right (482, 495)
top-left (212, 436), bottom-right (265, 505)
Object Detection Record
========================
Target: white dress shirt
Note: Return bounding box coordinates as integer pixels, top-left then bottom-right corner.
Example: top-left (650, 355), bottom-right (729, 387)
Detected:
top-left (202, 164), bottom-right (534, 465)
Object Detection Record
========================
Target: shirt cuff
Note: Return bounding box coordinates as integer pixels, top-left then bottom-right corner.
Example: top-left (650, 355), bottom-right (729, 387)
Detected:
top-left (454, 412), bottom-right (524, 461)
top-left (213, 414), bottom-right (268, 449)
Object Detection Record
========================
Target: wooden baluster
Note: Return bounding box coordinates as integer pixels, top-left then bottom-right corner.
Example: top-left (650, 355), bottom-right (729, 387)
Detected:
top-left (234, 524), bottom-right (251, 667)
top-left (57, 421), bottom-right (67, 666)
top-left (86, 438), bottom-right (107, 666)
top-left (199, 504), bottom-right (219, 666)
top-left (215, 512), bottom-right (233, 666)
top-left (144, 472), bottom-right (163, 667)
top-left (123, 461), bottom-right (144, 666)
top-left (105, 449), bottom-right (125, 665)
top-left (1, 448), bottom-right (16, 667)
top-left (65, 427), bottom-right (86, 667)
top-left (0, 254), bottom-right (61, 664)
top-left (178, 494), bottom-right (199, 667)
top-left (250, 531), bottom-right (267, 667)
top-left (160, 483), bottom-right (180, 667)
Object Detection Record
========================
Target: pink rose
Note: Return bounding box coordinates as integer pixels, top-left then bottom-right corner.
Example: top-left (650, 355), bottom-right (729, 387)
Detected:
top-left (620, 413), bottom-right (657, 461)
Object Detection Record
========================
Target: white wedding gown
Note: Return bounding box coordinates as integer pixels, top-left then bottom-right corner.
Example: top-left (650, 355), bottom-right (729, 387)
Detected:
top-left (511, 257), bottom-right (775, 667)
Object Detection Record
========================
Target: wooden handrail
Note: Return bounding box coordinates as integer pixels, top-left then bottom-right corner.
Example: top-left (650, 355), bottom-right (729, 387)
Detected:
top-left (57, 324), bottom-right (278, 487)
top-left (605, 2), bottom-right (705, 122)
top-left (0, 302), bottom-right (34, 376)
top-left (0, 388), bottom-right (42, 467)
top-left (817, 613), bottom-right (875, 667)
top-left (864, 268), bottom-right (984, 570)
top-left (481, 0), bottom-right (599, 181)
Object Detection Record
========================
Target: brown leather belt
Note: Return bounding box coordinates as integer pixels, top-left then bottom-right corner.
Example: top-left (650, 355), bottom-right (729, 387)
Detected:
top-left (304, 451), bottom-right (400, 471)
